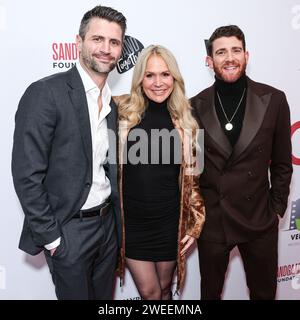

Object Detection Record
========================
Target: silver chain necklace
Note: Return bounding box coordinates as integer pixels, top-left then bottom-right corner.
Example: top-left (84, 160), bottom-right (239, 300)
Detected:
top-left (216, 88), bottom-right (246, 131)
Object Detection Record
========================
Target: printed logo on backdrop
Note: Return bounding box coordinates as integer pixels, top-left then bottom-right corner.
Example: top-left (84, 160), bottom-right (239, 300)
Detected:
top-left (292, 273), bottom-right (300, 290)
top-left (123, 283), bottom-right (178, 300)
top-left (125, 296), bottom-right (141, 300)
top-left (204, 39), bottom-right (209, 54)
top-left (277, 261), bottom-right (300, 286)
top-left (288, 199), bottom-right (300, 232)
top-left (204, 40), bottom-right (210, 66)
top-left (116, 35), bottom-right (144, 74)
top-left (283, 199), bottom-right (300, 244)
top-left (51, 35), bottom-right (143, 72)
top-left (292, 121), bottom-right (300, 165)
top-left (52, 42), bottom-right (78, 70)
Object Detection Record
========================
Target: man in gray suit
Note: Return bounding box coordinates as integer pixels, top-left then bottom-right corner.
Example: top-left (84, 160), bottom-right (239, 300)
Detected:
top-left (12, 5), bottom-right (126, 300)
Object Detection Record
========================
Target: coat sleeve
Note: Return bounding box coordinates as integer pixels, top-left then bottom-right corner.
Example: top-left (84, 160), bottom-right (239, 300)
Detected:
top-left (269, 92), bottom-right (293, 217)
top-left (184, 131), bottom-right (205, 238)
top-left (11, 81), bottom-right (61, 247)
top-left (185, 172), bottom-right (205, 238)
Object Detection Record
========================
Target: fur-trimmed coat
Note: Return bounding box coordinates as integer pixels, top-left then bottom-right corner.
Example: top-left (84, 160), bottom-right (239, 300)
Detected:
top-left (117, 116), bottom-right (205, 292)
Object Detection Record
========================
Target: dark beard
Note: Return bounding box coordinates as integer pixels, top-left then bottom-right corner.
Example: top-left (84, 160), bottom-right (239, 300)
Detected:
top-left (82, 54), bottom-right (116, 75)
top-left (214, 62), bottom-right (247, 83)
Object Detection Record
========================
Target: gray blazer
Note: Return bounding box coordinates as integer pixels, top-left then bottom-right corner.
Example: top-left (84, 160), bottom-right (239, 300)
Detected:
top-left (12, 66), bottom-right (121, 255)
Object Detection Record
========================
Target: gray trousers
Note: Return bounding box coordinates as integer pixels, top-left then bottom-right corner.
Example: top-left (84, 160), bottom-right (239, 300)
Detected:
top-left (44, 208), bottom-right (117, 300)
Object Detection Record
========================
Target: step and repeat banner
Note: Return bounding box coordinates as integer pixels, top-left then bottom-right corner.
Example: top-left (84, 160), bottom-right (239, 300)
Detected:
top-left (0, 0), bottom-right (299, 299)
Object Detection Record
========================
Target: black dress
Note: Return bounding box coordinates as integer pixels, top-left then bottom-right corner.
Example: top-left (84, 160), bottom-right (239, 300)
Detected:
top-left (123, 99), bottom-right (181, 261)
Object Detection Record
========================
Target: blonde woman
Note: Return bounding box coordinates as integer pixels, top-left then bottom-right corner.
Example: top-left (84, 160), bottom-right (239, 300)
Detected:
top-left (117, 45), bottom-right (205, 299)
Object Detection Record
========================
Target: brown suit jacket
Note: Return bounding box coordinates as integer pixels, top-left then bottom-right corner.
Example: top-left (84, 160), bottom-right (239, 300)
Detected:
top-left (191, 77), bottom-right (293, 244)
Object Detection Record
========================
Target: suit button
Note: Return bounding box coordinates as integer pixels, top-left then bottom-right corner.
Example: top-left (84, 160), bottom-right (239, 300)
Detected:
top-left (85, 183), bottom-right (91, 188)
top-left (206, 147), bottom-right (211, 152)
top-left (246, 195), bottom-right (252, 201)
top-left (247, 171), bottom-right (253, 177)
top-left (257, 146), bottom-right (263, 153)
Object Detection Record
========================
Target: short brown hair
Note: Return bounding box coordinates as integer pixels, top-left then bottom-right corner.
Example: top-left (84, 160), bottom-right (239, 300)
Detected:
top-left (207, 25), bottom-right (246, 56)
top-left (79, 5), bottom-right (127, 40)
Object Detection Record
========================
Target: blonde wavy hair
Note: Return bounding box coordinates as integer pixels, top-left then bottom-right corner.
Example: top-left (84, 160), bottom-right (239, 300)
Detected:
top-left (118, 45), bottom-right (198, 131)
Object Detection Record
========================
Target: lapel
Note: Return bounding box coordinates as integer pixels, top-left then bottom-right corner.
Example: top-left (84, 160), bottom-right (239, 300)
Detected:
top-left (106, 98), bottom-right (118, 167)
top-left (67, 67), bottom-right (92, 163)
top-left (229, 77), bottom-right (271, 163)
top-left (196, 85), bottom-right (232, 159)
top-left (107, 98), bottom-right (117, 135)
top-left (195, 77), bottom-right (271, 165)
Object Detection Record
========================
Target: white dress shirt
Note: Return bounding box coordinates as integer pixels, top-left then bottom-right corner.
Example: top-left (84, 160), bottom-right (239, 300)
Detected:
top-left (45, 63), bottom-right (112, 250)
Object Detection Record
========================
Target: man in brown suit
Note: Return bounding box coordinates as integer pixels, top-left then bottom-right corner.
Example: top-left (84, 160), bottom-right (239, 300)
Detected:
top-left (191, 25), bottom-right (293, 299)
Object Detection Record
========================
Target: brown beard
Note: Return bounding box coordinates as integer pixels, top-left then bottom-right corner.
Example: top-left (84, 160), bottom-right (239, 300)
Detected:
top-left (214, 61), bottom-right (247, 83)
top-left (81, 48), bottom-right (117, 75)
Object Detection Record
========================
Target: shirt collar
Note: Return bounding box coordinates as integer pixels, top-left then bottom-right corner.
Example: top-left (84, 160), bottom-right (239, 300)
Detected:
top-left (76, 61), bottom-right (112, 106)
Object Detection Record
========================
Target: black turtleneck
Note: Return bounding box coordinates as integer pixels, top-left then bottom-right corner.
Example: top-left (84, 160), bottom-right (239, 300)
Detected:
top-left (123, 98), bottom-right (181, 201)
top-left (214, 74), bottom-right (247, 147)
top-left (123, 98), bottom-right (181, 262)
